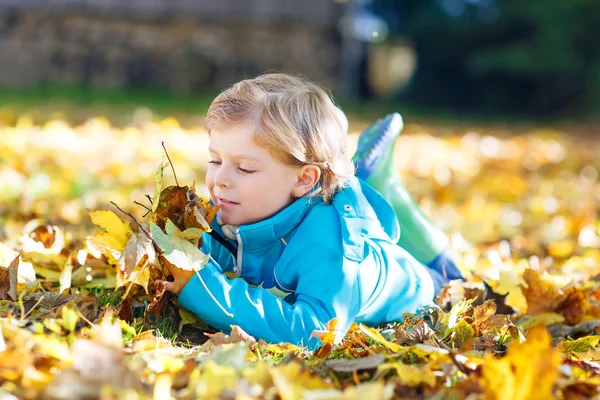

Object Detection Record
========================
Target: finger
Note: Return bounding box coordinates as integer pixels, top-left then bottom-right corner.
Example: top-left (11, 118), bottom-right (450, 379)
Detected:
top-left (162, 281), bottom-right (179, 293)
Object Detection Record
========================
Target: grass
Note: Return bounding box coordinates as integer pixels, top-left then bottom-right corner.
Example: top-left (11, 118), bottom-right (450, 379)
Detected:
top-left (0, 84), bottom-right (219, 126)
top-left (0, 83), bottom-right (560, 128)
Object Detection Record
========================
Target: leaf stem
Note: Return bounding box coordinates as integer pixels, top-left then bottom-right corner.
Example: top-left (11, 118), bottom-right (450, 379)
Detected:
top-left (110, 201), bottom-right (152, 240)
top-left (161, 141), bottom-right (179, 187)
top-left (22, 295), bottom-right (45, 320)
top-left (133, 201), bottom-right (152, 212)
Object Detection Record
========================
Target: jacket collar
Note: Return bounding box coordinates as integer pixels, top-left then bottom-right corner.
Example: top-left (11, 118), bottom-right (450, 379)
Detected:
top-left (236, 195), bottom-right (322, 251)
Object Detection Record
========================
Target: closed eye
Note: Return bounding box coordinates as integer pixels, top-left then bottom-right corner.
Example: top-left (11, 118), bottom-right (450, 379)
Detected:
top-left (238, 167), bottom-right (256, 174)
top-left (208, 160), bottom-right (221, 165)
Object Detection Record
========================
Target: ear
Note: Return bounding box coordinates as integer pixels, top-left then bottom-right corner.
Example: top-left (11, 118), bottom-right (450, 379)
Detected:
top-left (292, 165), bottom-right (321, 197)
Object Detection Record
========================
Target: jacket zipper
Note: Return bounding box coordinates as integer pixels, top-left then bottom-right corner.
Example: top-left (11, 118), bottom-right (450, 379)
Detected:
top-left (235, 228), bottom-right (243, 276)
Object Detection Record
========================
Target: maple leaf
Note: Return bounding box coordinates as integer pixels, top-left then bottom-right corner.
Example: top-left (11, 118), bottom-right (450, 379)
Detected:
top-left (522, 269), bottom-right (566, 315)
top-left (115, 227), bottom-right (156, 293)
top-left (0, 254), bottom-right (19, 301)
top-left (555, 287), bottom-right (600, 325)
top-left (88, 209), bottom-right (133, 263)
top-left (150, 220), bottom-right (209, 271)
top-left (479, 326), bottom-right (561, 400)
top-left (471, 300), bottom-right (513, 336)
top-left (153, 185), bottom-right (189, 230)
top-left (395, 319), bottom-right (435, 345)
top-left (204, 325), bottom-right (257, 346)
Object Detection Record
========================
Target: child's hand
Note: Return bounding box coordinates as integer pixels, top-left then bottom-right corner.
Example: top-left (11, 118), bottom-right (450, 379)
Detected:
top-left (156, 265), bottom-right (195, 296)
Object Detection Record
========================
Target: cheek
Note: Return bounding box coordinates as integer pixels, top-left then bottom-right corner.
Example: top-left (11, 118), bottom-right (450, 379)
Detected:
top-left (205, 170), bottom-right (215, 193)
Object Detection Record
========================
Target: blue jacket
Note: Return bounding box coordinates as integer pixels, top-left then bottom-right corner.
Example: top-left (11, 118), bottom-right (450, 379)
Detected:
top-left (178, 177), bottom-right (435, 349)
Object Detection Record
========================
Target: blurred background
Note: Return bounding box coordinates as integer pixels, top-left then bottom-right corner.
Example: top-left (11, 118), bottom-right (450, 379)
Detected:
top-left (1, 0), bottom-right (599, 277)
top-left (0, 0), bottom-right (598, 116)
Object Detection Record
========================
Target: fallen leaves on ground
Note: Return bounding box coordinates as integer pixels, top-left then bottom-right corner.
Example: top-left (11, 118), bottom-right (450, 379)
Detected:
top-left (1, 111), bottom-right (600, 398)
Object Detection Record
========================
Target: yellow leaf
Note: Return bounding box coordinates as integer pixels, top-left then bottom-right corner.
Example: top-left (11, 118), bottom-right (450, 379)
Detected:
top-left (193, 360), bottom-right (238, 399)
top-left (394, 363), bottom-right (437, 387)
top-left (522, 269), bottom-right (565, 315)
top-left (270, 362), bottom-right (334, 400)
top-left (484, 268), bottom-right (528, 312)
top-left (130, 262), bottom-right (151, 294)
top-left (359, 324), bottom-right (402, 353)
top-left (88, 209), bottom-right (132, 255)
top-left (548, 239), bottom-right (575, 259)
top-left (58, 255), bottom-right (73, 294)
top-left (558, 336), bottom-right (600, 354)
top-left (450, 319), bottom-right (474, 349)
top-left (303, 382), bottom-right (394, 400)
top-left (516, 313), bottom-right (565, 330)
top-left (480, 326), bottom-right (561, 400)
top-left (152, 160), bottom-right (168, 213)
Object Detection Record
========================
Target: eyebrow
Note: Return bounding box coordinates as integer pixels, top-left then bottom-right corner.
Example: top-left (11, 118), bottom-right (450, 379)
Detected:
top-left (208, 147), bottom-right (262, 162)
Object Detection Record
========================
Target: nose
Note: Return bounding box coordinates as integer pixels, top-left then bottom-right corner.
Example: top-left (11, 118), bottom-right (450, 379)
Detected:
top-left (214, 165), bottom-right (232, 189)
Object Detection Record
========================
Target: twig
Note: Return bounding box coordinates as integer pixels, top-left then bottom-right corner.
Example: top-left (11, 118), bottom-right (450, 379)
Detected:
top-left (110, 201), bottom-right (151, 239)
top-left (122, 262), bottom-right (149, 300)
top-left (134, 201), bottom-right (152, 212)
top-left (353, 336), bottom-right (377, 356)
top-left (77, 309), bottom-right (95, 326)
top-left (161, 141), bottom-right (179, 187)
top-left (22, 295), bottom-right (45, 320)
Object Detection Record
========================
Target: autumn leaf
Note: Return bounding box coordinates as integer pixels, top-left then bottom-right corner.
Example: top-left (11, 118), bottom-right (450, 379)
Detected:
top-left (153, 185), bottom-right (189, 230)
top-left (150, 220), bottom-right (209, 271)
top-left (471, 300), bottom-right (513, 336)
top-left (152, 160), bottom-right (168, 213)
top-left (395, 319), bottom-right (435, 345)
top-left (58, 255), bottom-right (73, 294)
top-left (480, 326), bottom-right (561, 400)
top-left (0, 254), bottom-right (19, 301)
top-left (523, 269), bottom-right (566, 315)
top-left (88, 209), bottom-right (133, 263)
top-left (449, 319), bottom-right (475, 349)
top-left (204, 325), bottom-right (257, 346)
top-left (359, 324), bottom-right (402, 353)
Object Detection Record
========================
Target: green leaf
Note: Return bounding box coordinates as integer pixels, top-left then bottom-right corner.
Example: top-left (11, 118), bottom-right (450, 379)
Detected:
top-left (450, 319), bottom-right (474, 349)
top-left (359, 324), bottom-right (402, 353)
top-left (558, 336), bottom-right (600, 354)
top-left (441, 299), bottom-right (474, 337)
top-left (61, 305), bottom-right (79, 333)
top-left (150, 221), bottom-right (209, 271)
top-left (152, 160), bottom-right (168, 213)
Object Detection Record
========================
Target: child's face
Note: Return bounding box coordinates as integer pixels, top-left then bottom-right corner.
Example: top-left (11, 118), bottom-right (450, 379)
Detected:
top-left (206, 122), bottom-right (304, 226)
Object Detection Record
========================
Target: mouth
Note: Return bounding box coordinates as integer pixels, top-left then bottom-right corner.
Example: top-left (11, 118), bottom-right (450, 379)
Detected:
top-left (217, 196), bottom-right (240, 206)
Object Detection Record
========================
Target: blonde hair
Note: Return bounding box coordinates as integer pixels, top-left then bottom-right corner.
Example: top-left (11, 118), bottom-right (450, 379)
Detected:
top-left (205, 73), bottom-right (355, 203)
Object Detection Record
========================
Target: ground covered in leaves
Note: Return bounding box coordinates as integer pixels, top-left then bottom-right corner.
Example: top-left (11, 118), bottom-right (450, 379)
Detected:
top-left (1, 109), bottom-right (600, 399)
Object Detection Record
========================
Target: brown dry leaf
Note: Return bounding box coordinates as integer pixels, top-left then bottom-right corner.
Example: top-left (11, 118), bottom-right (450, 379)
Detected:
top-left (471, 300), bottom-right (513, 336)
top-left (146, 279), bottom-right (170, 317)
top-left (117, 229), bottom-right (155, 279)
top-left (183, 187), bottom-right (220, 231)
top-left (479, 326), bottom-right (561, 400)
top-left (154, 185), bottom-right (189, 230)
top-left (22, 292), bottom-right (76, 316)
top-left (395, 319), bottom-right (435, 345)
top-left (73, 291), bottom-right (101, 323)
top-left (555, 287), bottom-right (600, 325)
top-left (0, 254), bottom-right (19, 301)
top-left (522, 269), bottom-right (566, 315)
top-left (204, 325), bottom-right (257, 346)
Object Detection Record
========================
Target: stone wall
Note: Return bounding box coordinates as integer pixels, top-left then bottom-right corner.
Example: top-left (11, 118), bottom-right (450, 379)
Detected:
top-left (0, 1), bottom-right (342, 92)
